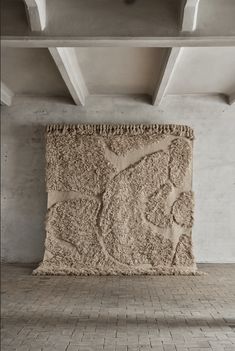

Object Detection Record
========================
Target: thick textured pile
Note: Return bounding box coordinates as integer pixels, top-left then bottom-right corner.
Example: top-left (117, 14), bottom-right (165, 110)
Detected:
top-left (34, 124), bottom-right (198, 275)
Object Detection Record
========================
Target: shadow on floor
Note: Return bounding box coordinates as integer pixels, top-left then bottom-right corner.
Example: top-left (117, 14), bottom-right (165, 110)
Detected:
top-left (2, 312), bottom-right (235, 329)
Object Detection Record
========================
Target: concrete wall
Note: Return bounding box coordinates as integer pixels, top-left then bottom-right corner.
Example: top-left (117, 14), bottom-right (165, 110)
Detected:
top-left (1, 94), bottom-right (235, 263)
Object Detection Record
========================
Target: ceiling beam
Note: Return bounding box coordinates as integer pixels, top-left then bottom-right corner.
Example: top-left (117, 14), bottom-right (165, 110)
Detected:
top-left (1, 82), bottom-right (14, 106)
top-left (2, 36), bottom-right (235, 48)
top-left (228, 93), bottom-right (235, 105)
top-left (24, 0), bottom-right (46, 31)
top-left (49, 48), bottom-right (88, 106)
top-left (181, 0), bottom-right (200, 32)
top-left (152, 48), bottom-right (182, 106)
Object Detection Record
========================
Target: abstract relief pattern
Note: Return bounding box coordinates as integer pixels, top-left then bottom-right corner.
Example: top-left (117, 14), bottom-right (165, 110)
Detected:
top-left (34, 124), bottom-right (199, 276)
top-left (46, 133), bottom-right (116, 194)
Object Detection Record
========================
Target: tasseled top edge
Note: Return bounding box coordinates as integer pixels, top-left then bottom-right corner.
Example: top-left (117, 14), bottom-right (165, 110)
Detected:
top-left (46, 123), bottom-right (194, 139)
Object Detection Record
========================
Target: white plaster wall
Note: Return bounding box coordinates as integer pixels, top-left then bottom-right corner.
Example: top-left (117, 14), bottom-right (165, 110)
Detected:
top-left (1, 95), bottom-right (235, 263)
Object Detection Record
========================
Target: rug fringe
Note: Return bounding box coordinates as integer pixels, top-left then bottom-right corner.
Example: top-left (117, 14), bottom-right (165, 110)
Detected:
top-left (46, 124), bottom-right (194, 139)
top-left (33, 264), bottom-right (204, 276)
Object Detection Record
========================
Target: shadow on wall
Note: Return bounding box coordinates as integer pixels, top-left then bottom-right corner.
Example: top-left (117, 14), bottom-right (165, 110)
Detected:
top-left (2, 123), bottom-right (47, 263)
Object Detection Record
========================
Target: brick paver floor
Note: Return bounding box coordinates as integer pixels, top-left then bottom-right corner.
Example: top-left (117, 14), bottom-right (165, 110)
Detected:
top-left (1, 264), bottom-right (235, 351)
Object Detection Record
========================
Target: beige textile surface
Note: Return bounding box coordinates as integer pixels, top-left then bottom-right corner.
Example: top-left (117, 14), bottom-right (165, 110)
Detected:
top-left (34, 124), bottom-right (198, 275)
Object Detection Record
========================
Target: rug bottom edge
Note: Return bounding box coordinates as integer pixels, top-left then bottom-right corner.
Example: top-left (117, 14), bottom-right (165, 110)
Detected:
top-left (33, 265), bottom-right (205, 276)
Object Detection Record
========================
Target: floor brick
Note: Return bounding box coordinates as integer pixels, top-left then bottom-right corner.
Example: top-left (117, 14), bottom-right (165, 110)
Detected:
top-left (1, 264), bottom-right (235, 351)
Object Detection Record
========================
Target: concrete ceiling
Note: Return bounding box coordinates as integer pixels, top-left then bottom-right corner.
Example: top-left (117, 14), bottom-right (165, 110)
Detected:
top-left (167, 48), bottom-right (235, 95)
top-left (1, 0), bottom-right (181, 37)
top-left (2, 0), bottom-right (235, 37)
top-left (1, 0), bottom-right (235, 106)
top-left (1, 48), bottom-right (70, 97)
top-left (196, 0), bottom-right (235, 36)
top-left (76, 48), bottom-right (166, 95)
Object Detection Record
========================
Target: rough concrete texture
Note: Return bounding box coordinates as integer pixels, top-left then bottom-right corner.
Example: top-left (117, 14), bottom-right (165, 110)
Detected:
top-left (1, 94), bottom-right (235, 263)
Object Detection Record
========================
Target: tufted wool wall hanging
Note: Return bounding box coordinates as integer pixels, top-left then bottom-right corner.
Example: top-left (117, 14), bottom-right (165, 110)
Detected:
top-left (34, 124), bottom-right (199, 276)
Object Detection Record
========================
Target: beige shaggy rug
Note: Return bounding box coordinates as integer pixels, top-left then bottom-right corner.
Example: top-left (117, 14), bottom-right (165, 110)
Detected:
top-left (34, 124), bottom-right (199, 275)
